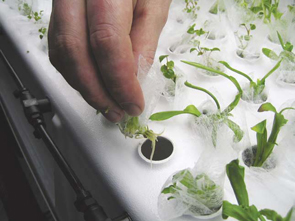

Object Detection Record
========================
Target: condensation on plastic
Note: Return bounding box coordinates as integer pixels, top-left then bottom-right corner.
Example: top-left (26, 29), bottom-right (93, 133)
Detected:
top-left (188, 98), bottom-right (250, 151)
top-left (158, 143), bottom-right (237, 220)
top-left (241, 82), bottom-right (269, 104)
top-left (277, 56), bottom-right (295, 85)
top-left (161, 66), bottom-right (186, 105)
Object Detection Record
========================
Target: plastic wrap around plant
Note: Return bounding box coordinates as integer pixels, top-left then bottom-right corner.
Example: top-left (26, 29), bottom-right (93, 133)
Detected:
top-left (117, 56), bottom-right (165, 160)
top-left (162, 67), bottom-right (186, 104)
top-left (241, 83), bottom-right (268, 104)
top-left (158, 146), bottom-right (236, 220)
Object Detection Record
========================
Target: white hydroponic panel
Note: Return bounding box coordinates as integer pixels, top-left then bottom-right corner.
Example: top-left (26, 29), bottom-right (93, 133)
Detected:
top-left (0, 1), bottom-right (295, 221)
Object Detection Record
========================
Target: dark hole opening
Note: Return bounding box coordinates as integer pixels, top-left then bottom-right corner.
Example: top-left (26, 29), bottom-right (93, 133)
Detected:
top-left (140, 136), bottom-right (173, 161)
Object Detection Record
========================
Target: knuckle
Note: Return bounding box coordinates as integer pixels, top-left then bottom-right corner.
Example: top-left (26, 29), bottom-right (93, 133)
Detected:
top-left (90, 23), bottom-right (119, 49)
top-left (135, 7), bottom-right (168, 26)
top-left (49, 34), bottom-right (82, 64)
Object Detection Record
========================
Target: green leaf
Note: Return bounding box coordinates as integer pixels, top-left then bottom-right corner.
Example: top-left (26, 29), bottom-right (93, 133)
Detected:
top-left (202, 47), bottom-right (210, 51)
top-left (222, 93), bottom-right (241, 114)
top-left (182, 60), bottom-right (243, 94)
top-left (222, 201), bottom-right (260, 221)
top-left (183, 105), bottom-right (202, 116)
top-left (196, 28), bottom-right (206, 36)
top-left (159, 55), bottom-right (169, 63)
top-left (187, 24), bottom-right (196, 34)
top-left (250, 24), bottom-right (256, 30)
top-left (173, 169), bottom-right (195, 189)
top-left (209, 0), bottom-right (218, 14)
top-left (251, 120), bottom-right (267, 134)
top-left (251, 120), bottom-right (268, 167)
top-left (259, 209), bottom-right (284, 221)
top-left (219, 61), bottom-right (253, 83)
top-left (149, 105), bottom-right (201, 121)
top-left (224, 118), bottom-right (244, 142)
top-left (284, 206), bottom-right (295, 221)
top-left (163, 69), bottom-right (175, 79)
top-left (258, 103), bottom-right (277, 113)
top-left (226, 160), bottom-right (249, 207)
top-left (190, 48), bottom-right (197, 53)
top-left (268, 112), bottom-right (288, 145)
top-left (251, 6), bottom-right (263, 13)
top-left (167, 60), bottom-right (174, 69)
top-left (284, 42), bottom-right (294, 52)
top-left (277, 32), bottom-right (285, 51)
top-left (162, 184), bottom-right (177, 194)
top-left (161, 65), bottom-right (168, 74)
top-left (262, 48), bottom-right (279, 60)
top-left (184, 81), bottom-right (220, 110)
top-left (210, 47), bottom-right (221, 52)
top-left (259, 59), bottom-right (282, 85)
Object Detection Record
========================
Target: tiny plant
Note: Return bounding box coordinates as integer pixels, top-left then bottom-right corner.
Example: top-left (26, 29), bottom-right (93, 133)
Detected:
top-left (209, 0), bottom-right (226, 14)
top-left (38, 27), bottom-right (47, 39)
top-left (184, 0), bottom-right (199, 18)
top-left (187, 24), bottom-right (208, 37)
top-left (159, 55), bottom-right (176, 83)
top-left (189, 40), bottom-right (222, 76)
top-left (18, 2), bottom-right (44, 22)
top-left (250, 102), bottom-right (294, 167)
top-left (255, 0), bottom-right (283, 23)
top-left (150, 81), bottom-right (244, 146)
top-left (263, 31), bottom-right (295, 62)
top-left (219, 59), bottom-right (282, 103)
top-left (223, 159), bottom-right (295, 221)
top-left (236, 23), bottom-right (256, 50)
top-left (190, 41), bottom-right (220, 56)
top-left (161, 169), bottom-right (223, 216)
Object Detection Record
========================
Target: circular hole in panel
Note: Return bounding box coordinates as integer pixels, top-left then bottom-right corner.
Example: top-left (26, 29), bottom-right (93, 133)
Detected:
top-left (138, 136), bottom-right (174, 164)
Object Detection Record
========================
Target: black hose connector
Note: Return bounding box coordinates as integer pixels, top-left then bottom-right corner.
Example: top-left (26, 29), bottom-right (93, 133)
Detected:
top-left (14, 88), bottom-right (51, 138)
top-left (74, 191), bottom-right (111, 221)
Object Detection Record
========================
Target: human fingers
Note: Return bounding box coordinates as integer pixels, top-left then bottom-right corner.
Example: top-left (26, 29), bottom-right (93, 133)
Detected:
top-left (87, 0), bottom-right (145, 117)
top-left (131, 0), bottom-right (172, 67)
top-left (48, 0), bottom-right (124, 122)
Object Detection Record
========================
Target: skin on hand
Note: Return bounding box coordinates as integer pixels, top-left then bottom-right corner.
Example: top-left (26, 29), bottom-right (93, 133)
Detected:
top-left (48, 0), bottom-right (172, 122)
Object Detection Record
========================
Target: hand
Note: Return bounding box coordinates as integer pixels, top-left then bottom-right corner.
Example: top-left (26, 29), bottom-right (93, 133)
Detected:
top-left (48, 0), bottom-right (171, 122)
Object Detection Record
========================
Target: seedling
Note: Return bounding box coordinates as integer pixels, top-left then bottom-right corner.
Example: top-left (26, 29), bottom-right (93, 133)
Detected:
top-left (209, 0), bottom-right (226, 14)
top-left (150, 81), bottom-right (244, 146)
top-left (161, 169), bottom-right (223, 216)
top-left (235, 23), bottom-right (256, 50)
top-left (184, 0), bottom-right (199, 18)
top-left (252, 0), bottom-right (283, 23)
top-left (250, 103), bottom-right (294, 167)
top-left (263, 32), bottom-right (295, 63)
top-left (38, 27), bottom-right (47, 39)
top-left (189, 41), bottom-right (222, 76)
top-left (223, 159), bottom-right (295, 221)
top-left (219, 59), bottom-right (282, 103)
top-left (117, 115), bottom-right (161, 162)
top-left (18, 2), bottom-right (44, 22)
top-left (159, 55), bottom-right (176, 83)
top-left (187, 24), bottom-right (208, 37)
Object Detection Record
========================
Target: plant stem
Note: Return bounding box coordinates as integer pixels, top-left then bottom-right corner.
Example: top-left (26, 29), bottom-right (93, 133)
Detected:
top-left (219, 61), bottom-right (253, 83)
top-left (181, 60), bottom-right (243, 94)
top-left (279, 107), bottom-right (295, 114)
top-left (260, 59), bottom-right (282, 84)
top-left (184, 81), bottom-right (221, 110)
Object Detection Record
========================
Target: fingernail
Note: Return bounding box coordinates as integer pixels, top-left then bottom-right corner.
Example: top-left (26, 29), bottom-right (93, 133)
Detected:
top-left (106, 110), bottom-right (123, 123)
top-left (120, 103), bottom-right (142, 116)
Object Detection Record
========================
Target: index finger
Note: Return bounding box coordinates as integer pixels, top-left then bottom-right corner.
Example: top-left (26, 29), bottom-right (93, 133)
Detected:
top-left (87, 0), bottom-right (145, 117)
